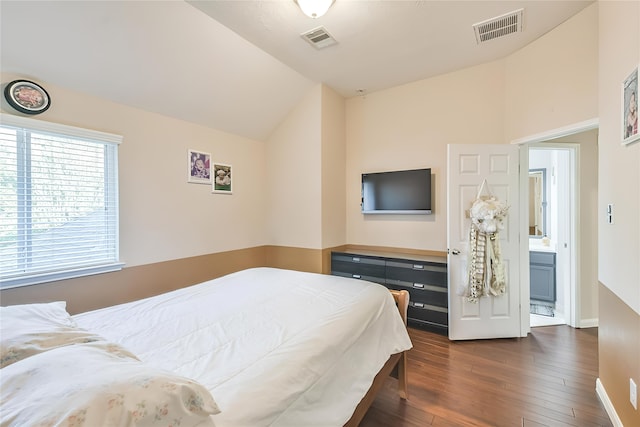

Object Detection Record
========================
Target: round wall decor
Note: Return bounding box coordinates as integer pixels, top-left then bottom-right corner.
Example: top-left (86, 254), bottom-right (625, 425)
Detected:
top-left (4, 80), bottom-right (51, 114)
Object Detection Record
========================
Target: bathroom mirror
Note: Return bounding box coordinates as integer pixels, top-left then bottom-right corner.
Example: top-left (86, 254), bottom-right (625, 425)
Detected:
top-left (528, 168), bottom-right (547, 237)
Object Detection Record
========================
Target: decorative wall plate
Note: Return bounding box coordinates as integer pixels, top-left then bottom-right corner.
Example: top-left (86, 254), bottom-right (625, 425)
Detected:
top-left (4, 80), bottom-right (51, 114)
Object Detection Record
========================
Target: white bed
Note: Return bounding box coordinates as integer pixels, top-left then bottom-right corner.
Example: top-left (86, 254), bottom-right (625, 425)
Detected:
top-left (1, 267), bottom-right (412, 427)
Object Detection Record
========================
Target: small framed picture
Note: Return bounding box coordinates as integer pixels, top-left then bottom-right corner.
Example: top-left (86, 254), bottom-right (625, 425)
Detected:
top-left (622, 65), bottom-right (639, 145)
top-left (188, 149), bottom-right (212, 184)
top-left (212, 163), bottom-right (232, 194)
top-left (4, 80), bottom-right (51, 115)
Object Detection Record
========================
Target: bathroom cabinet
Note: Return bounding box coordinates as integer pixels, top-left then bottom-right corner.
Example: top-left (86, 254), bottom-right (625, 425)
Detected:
top-left (530, 251), bottom-right (556, 302)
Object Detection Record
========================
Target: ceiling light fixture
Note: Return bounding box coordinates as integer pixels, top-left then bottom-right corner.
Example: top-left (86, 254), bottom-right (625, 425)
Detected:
top-left (295, 0), bottom-right (335, 19)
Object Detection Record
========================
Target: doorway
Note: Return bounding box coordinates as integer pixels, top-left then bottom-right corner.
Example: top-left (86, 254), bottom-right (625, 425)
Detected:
top-left (528, 146), bottom-right (573, 327)
top-left (519, 124), bottom-right (599, 330)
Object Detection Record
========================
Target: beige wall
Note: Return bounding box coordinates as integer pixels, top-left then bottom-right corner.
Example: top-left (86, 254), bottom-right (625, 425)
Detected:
top-left (3, 4), bottom-right (639, 424)
top-left (343, 3), bottom-right (599, 254)
top-left (345, 60), bottom-right (506, 252)
top-left (597, 1), bottom-right (640, 425)
top-left (264, 83), bottom-right (346, 252)
top-left (321, 85), bottom-right (347, 248)
top-left (266, 84), bottom-right (323, 249)
top-left (0, 5), bottom-right (602, 281)
top-left (597, 1), bottom-right (640, 313)
top-left (1, 72), bottom-right (268, 268)
top-left (1, 245), bottom-right (333, 314)
top-left (504, 3), bottom-right (599, 142)
top-left (0, 77), bottom-right (338, 312)
top-left (599, 284), bottom-right (640, 426)
top-left (0, 247), bottom-right (268, 315)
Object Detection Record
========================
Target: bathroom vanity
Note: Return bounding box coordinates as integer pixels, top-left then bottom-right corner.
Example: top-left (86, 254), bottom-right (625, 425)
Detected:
top-left (529, 250), bottom-right (556, 302)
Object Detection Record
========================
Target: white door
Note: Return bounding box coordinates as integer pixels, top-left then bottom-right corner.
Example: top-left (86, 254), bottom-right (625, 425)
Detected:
top-left (447, 144), bottom-right (522, 340)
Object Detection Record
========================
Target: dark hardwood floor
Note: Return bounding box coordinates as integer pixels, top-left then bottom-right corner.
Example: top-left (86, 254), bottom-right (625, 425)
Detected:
top-left (360, 325), bottom-right (612, 427)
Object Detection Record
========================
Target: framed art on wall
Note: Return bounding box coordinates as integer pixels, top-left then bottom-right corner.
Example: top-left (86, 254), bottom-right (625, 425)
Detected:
top-left (188, 149), bottom-right (212, 184)
top-left (4, 80), bottom-right (51, 115)
top-left (622, 65), bottom-right (639, 145)
top-left (212, 163), bottom-right (232, 194)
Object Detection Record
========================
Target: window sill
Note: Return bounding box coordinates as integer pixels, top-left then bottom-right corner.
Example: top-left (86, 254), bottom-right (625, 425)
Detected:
top-left (0, 263), bottom-right (125, 290)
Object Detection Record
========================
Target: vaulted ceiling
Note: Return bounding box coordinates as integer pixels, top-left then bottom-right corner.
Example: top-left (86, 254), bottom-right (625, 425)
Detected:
top-left (0, 1), bottom-right (594, 141)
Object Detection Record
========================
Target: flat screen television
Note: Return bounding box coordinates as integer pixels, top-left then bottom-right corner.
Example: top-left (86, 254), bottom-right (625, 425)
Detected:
top-left (361, 168), bottom-right (432, 214)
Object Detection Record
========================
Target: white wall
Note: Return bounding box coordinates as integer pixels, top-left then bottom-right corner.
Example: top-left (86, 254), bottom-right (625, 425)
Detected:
top-left (0, 73), bottom-right (268, 268)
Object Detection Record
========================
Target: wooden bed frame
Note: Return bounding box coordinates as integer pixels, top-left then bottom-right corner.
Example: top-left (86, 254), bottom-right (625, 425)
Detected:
top-left (344, 289), bottom-right (409, 426)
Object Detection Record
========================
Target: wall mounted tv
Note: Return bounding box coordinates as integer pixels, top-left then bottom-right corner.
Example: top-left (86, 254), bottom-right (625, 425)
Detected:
top-left (361, 168), bottom-right (432, 214)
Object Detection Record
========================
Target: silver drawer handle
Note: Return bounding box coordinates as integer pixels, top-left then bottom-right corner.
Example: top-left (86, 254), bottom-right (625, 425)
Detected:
top-left (352, 257), bottom-right (360, 262)
top-left (413, 264), bottom-right (424, 270)
top-left (412, 302), bottom-right (425, 308)
top-left (413, 283), bottom-right (425, 289)
top-left (352, 274), bottom-right (361, 279)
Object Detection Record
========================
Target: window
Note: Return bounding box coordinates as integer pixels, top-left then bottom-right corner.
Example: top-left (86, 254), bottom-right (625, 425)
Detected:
top-left (0, 114), bottom-right (123, 289)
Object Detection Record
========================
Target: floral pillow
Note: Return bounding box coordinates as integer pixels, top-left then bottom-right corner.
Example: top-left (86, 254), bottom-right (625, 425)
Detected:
top-left (0, 301), bottom-right (124, 368)
top-left (0, 341), bottom-right (220, 427)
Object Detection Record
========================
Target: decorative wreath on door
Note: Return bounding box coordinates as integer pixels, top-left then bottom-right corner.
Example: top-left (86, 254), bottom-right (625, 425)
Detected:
top-left (461, 179), bottom-right (509, 303)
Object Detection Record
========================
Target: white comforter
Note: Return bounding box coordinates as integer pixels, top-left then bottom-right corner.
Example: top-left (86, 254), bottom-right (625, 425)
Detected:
top-left (74, 267), bottom-right (413, 427)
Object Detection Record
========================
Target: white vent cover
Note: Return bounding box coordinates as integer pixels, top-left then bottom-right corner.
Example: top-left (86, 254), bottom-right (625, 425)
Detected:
top-left (473, 8), bottom-right (524, 44)
top-left (300, 26), bottom-right (338, 49)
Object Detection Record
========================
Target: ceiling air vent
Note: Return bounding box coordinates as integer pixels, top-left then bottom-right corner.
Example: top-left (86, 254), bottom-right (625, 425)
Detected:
top-left (473, 8), bottom-right (524, 44)
top-left (300, 26), bottom-right (338, 49)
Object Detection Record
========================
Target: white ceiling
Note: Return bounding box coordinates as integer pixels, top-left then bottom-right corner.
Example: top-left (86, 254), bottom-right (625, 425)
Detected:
top-left (0, 1), bottom-right (593, 141)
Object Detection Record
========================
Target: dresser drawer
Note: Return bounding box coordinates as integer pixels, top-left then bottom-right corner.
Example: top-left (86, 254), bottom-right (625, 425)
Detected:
top-left (386, 259), bottom-right (447, 287)
top-left (385, 282), bottom-right (448, 307)
top-left (408, 301), bottom-right (448, 327)
top-left (331, 251), bottom-right (449, 335)
top-left (331, 270), bottom-right (386, 285)
top-left (331, 253), bottom-right (385, 283)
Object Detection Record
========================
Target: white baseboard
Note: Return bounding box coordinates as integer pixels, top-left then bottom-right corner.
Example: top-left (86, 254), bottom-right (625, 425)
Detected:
top-left (596, 378), bottom-right (623, 427)
top-left (579, 318), bottom-right (599, 328)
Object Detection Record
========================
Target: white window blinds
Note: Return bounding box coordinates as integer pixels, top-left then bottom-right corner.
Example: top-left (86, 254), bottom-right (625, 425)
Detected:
top-left (0, 114), bottom-right (123, 289)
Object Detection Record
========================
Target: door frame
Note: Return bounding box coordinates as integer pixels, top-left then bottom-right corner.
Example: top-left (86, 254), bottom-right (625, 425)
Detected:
top-left (528, 144), bottom-right (578, 327)
top-left (512, 118), bottom-right (598, 335)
